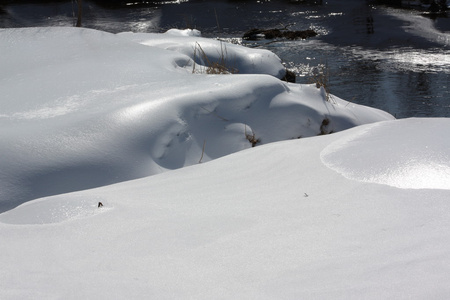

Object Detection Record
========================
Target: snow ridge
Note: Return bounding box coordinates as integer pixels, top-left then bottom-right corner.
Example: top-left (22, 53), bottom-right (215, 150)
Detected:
top-left (0, 27), bottom-right (393, 211)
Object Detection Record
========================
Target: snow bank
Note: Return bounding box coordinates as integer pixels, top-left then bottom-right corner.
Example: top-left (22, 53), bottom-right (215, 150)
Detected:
top-left (118, 29), bottom-right (287, 77)
top-left (321, 118), bottom-right (450, 190)
top-left (0, 118), bottom-right (449, 299)
top-left (0, 27), bottom-right (393, 212)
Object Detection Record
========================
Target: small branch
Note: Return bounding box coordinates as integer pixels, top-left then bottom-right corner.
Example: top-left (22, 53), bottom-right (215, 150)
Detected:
top-left (199, 106), bottom-right (229, 121)
top-left (199, 140), bottom-right (206, 163)
top-left (244, 125), bottom-right (260, 147)
top-left (278, 23), bottom-right (295, 30)
top-left (214, 8), bottom-right (220, 32)
top-left (192, 44), bottom-right (197, 73)
top-left (76, 0), bottom-right (82, 27)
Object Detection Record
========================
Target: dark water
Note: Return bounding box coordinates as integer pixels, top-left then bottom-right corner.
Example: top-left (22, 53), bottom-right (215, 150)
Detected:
top-left (1, 0), bottom-right (449, 118)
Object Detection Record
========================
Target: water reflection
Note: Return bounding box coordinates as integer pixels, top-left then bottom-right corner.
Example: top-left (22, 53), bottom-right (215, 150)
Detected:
top-left (282, 41), bottom-right (450, 118)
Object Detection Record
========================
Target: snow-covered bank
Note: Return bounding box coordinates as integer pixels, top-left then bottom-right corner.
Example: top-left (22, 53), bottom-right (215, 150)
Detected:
top-left (321, 118), bottom-right (450, 190)
top-left (0, 27), bottom-right (393, 211)
top-left (0, 118), bottom-right (449, 299)
top-left (1, 26), bottom-right (449, 299)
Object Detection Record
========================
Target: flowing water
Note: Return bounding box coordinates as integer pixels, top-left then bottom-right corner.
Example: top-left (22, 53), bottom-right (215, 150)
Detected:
top-left (1, 0), bottom-right (449, 118)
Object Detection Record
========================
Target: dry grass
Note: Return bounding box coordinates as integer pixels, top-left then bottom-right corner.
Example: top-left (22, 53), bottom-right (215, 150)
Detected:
top-left (192, 42), bottom-right (238, 75)
top-left (318, 118), bottom-right (334, 135)
top-left (198, 140), bottom-right (206, 163)
top-left (309, 63), bottom-right (335, 103)
top-left (245, 125), bottom-right (260, 147)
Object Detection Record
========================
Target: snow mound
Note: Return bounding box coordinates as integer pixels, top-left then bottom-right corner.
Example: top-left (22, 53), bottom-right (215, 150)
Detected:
top-left (118, 29), bottom-right (287, 78)
top-left (0, 27), bottom-right (394, 212)
top-left (321, 118), bottom-right (450, 190)
top-left (165, 28), bottom-right (202, 37)
top-left (0, 196), bottom-right (110, 225)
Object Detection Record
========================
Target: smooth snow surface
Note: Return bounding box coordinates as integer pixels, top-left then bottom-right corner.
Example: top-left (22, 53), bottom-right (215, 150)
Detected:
top-left (0, 195), bottom-right (111, 225)
top-left (321, 118), bottom-right (450, 190)
top-left (1, 119), bottom-right (449, 299)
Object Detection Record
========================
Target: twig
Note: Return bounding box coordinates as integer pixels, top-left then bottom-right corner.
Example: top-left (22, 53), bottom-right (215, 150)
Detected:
top-left (199, 140), bottom-right (206, 163)
top-left (244, 125), bottom-right (260, 147)
top-left (199, 106), bottom-right (229, 121)
top-left (215, 8), bottom-right (220, 32)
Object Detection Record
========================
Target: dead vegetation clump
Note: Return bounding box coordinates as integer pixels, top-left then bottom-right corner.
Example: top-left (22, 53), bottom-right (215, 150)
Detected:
top-left (319, 118), bottom-right (334, 135)
top-left (192, 42), bottom-right (238, 75)
top-left (309, 63), bottom-right (335, 103)
top-left (245, 125), bottom-right (260, 147)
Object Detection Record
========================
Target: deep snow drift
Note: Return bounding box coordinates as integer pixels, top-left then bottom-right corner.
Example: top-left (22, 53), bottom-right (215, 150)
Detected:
top-left (1, 27), bottom-right (449, 299)
top-left (0, 27), bottom-right (392, 211)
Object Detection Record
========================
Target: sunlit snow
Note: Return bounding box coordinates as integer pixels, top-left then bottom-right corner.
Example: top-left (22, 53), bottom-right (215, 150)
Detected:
top-left (321, 118), bottom-right (450, 190)
top-left (0, 26), bottom-right (449, 299)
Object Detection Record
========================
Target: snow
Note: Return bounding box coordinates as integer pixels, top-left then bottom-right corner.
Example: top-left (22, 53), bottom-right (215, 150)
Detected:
top-left (118, 29), bottom-right (287, 77)
top-left (1, 27), bottom-right (449, 299)
top-left (321, 118), bottom-right (450, 190)
top-left (0, 27), bottom-right (392, 211)
top-left (391, 7), bottom-right (450, 47)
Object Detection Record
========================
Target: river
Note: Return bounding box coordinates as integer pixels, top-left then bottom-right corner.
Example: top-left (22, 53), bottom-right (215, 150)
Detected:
top-left (1, 0), bottom-right (449, 118)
